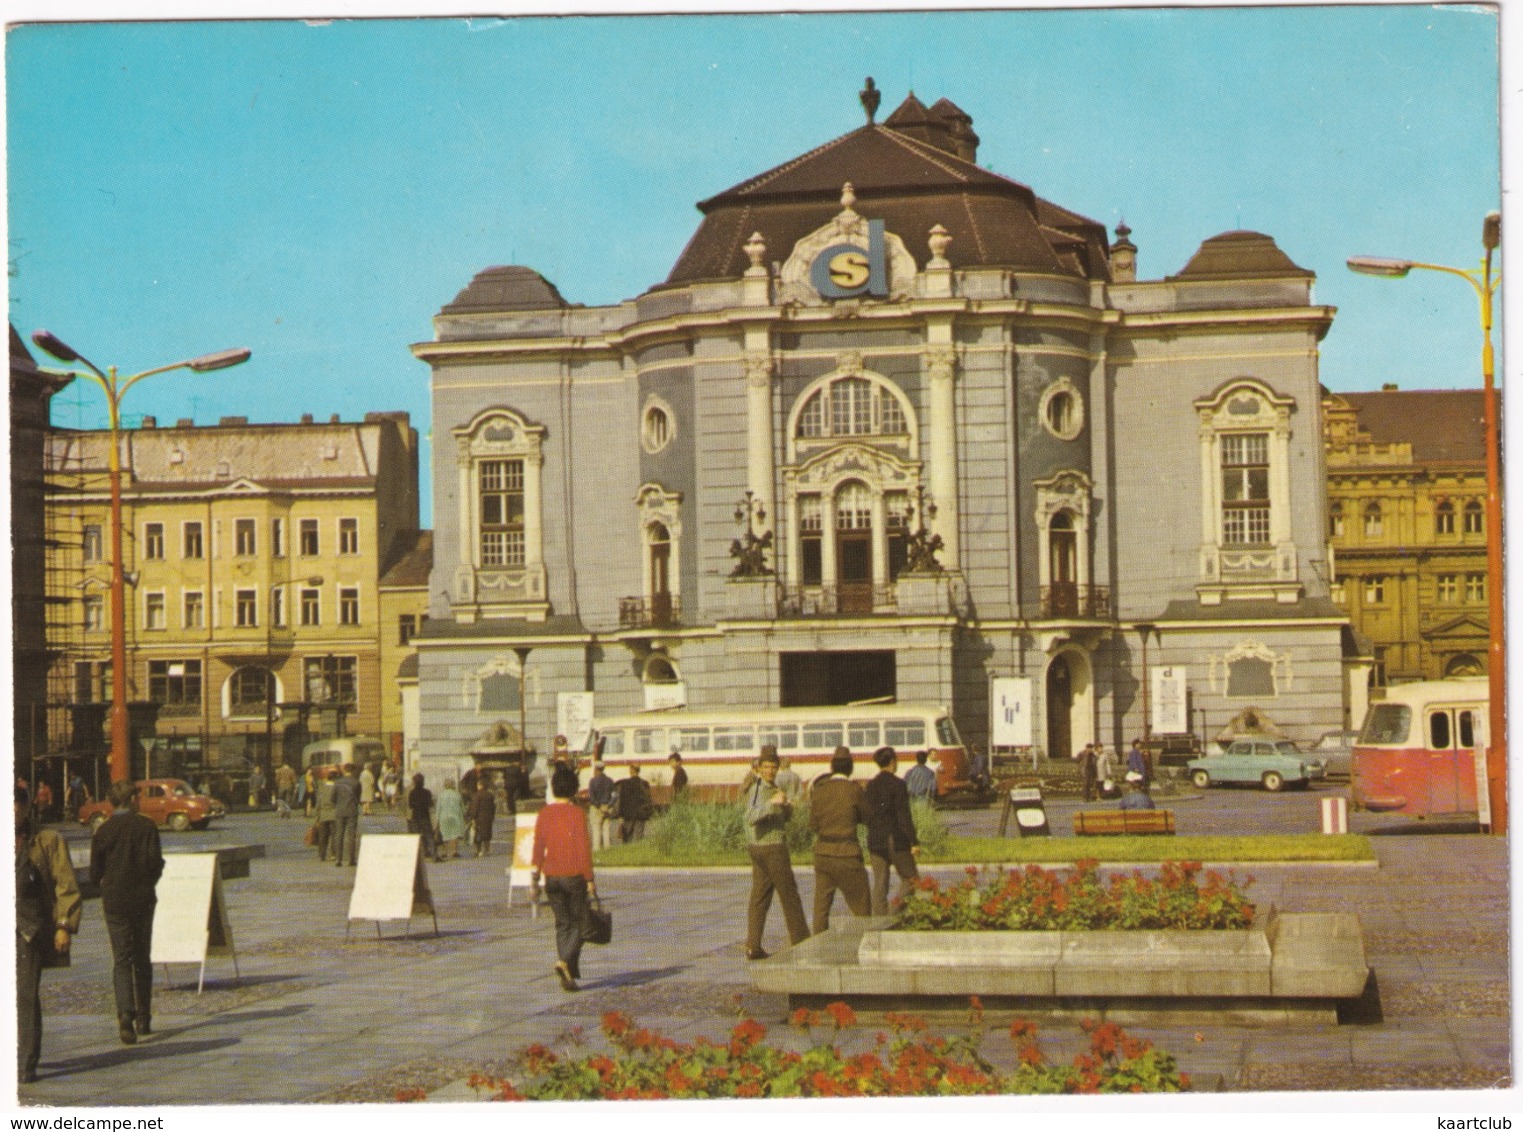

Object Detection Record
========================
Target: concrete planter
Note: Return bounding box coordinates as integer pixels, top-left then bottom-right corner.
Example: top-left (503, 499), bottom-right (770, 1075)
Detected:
top-left (752, 912), bottom-right (1370, 1024)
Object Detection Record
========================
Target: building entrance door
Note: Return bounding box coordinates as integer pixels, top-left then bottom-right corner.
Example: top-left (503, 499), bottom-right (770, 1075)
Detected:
top-left (780, 651), bottom-right (896, 707)
top-left (838, 532), bottom-right (873, 614)
top-left (648, 522), bottom-right (673, 626)
top-left (1049, 512), bottom-right (1078, 616)
top-left (1046, 654), bottom-right (1073, 762)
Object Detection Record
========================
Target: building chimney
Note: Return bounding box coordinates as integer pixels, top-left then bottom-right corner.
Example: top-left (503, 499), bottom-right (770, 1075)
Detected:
top-left (1382, 383), bottom-right (1399, 391)
top-left (176, 418), bottom-right (194, 428)
top-left (219, 415), bottom-right (249, 427)
top-left (139, 416), bottom-right (156, 429)
top-left (329, 414), bottom-right (341, 424)
top-left (300, 413), bottom-right (314, 424)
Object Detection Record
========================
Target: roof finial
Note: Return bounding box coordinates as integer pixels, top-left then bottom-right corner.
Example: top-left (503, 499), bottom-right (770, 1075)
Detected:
top-left (859, 77), bottom-right (880, 124)
top-left (840, 182), bottom-right (857, 212)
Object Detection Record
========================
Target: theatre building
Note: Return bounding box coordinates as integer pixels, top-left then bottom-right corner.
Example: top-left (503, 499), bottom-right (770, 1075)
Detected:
top-left (411, 89), bottom-right (1356, 772)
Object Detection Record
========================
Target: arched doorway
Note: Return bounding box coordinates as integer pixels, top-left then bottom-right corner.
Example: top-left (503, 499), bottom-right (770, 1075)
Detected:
top-left (1046, 655), bottom-right (1073, 762)
top-left (648, 522), bottom-right (672, 625)
top-left (1045, 647), bottom-right (1095, 762)
top-left (835, 480), bottom-right (874, 613)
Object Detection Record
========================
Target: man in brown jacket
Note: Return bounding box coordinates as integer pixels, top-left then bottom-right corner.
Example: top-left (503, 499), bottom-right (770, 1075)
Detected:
top-left (807, 747), bottom-right (871, 933)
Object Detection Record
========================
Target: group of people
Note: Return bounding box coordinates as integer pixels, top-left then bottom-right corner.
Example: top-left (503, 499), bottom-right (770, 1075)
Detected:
top-left (583, 760), bottom-right (654, 849)
top-left (1074, 739), bottom-right (1156, 809)
top-left (15, 778), bottom-right (163, 1083)
top-left (404, 773), bottom-right (513, 861)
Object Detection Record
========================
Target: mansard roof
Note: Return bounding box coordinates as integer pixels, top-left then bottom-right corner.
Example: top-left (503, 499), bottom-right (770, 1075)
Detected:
top-left (1169, 230), bottom-right (1314, 281)
top-left (664, 93), bottom-right (1110, 286)
top-left (1342, 389), bottom-right (1488, 465)
top-left (442, 266), bottom-right (570, 314)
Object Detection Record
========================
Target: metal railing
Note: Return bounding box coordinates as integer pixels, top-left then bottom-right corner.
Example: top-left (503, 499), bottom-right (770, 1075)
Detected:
top-left (774, 582), bottom-right (898, 618)
top-left (1038, 583), bottom-right (1112, 619)
top-left (618, 593), bottom-right (681, 629)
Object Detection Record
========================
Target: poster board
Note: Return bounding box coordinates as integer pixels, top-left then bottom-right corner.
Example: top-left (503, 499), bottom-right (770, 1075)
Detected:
top-left (1151, 666), bottom-right (1189, 735)
top-left (347, 834), bottom-right (434, 925)
top-left (557, 692), bottom-right (595, 753)
top-left (507, 813), bottom-right (541, 915)
top-left (990, 677), bottom-right (1034, 747)
top-left (151, 853), bottom-right (237, 991)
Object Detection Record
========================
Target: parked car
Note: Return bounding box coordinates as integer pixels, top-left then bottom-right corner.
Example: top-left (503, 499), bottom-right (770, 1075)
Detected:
top-left (77, 778), bottom-right (226, 832)
top-left (1187, 739), bottom-right (1325, 792)
top-left (1310, 730), bottom-right (1358, 779)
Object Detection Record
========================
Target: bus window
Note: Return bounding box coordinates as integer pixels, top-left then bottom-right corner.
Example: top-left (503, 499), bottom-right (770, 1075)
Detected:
top-left (599, 731), bottom-right (625, 757)
top-left (1427, 711), bottom-right (1452, 750)
top-left (712, 726), bottom-right (755, 752)
top-left (1458, 710), bottom-right (1476, 749)
top-left (676, 727), bottom-right (711, 752)
top-left (848, 721), bottom-right (881, 748)
top-left (1360, 704), bottom-right (1411, 745)
top-left (885, 719), bottom-right (926, 747)
top-left (634, 728), bottom-right (667, 755)
top-left (936, 717), bottom-right (961, 746)
top-left (802, 723), bottom-right (843, 750)
top-left (758, 725), bottom-right (799, 752)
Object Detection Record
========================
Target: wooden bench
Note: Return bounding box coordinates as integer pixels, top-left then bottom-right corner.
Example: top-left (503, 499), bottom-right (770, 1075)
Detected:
top-left (1072, 809), bottom-right (1176, 836)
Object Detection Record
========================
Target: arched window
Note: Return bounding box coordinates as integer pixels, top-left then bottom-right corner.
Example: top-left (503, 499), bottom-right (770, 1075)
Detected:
top-left (227, 666), bottom-right (277, 720)
top-left (644, 656), bottom-right (680, 685)
top-left (1446, 654), bottom-right (1484, 678)
top-left (795, 375), bottom-right (909, 440)
top-left (1363, 502), bottom-right (1383, 538)
top-left (1435, 500), bottom-right (1455, 535)
top-left (1464, 500), bottom-right (1484, 534)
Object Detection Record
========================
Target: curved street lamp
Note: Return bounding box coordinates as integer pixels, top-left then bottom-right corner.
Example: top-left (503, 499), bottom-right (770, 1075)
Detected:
top-left (31, 330), bottom-right (251, 785)
top-left (1346, 211), bottom-right (1505, 834)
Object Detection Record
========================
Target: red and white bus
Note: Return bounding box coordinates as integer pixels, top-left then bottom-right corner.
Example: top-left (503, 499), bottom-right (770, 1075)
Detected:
top-left (581, 703), bottom-right (970, 794)
top-left (1351, 678), bottom-right (1488, 818)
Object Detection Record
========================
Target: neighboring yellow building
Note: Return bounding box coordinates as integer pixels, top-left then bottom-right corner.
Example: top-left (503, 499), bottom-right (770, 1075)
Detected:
top-left (44, 411), bottom-right (421, 785)
top-left (1324, 387), bottom-right (1491, 688)
top-left (378, 529), bottom-right (432, 754)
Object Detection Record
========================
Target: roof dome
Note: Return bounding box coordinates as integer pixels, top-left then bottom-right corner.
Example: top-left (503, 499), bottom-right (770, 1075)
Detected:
top-left (663, 92), bottom-right (1110, 287)
top-left (1169, 231), bottom-right (1313, 281)
top-left (441, 266), bottom-right (570, 314)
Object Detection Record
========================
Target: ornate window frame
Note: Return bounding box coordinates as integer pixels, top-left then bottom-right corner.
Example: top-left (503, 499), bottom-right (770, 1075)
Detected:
top-left (466, 653), bottom-right (539, 717)
top-left (1033, 470), bottom-right (1093, 592)
top-left (1194, 379), bottom-right (1300, 605)
top-left (785, 360), bottom-right (918, 463)
top-left (1209, 640), bottom-right (1293, 697)
top-left (780, 442), bottom-right (921, 591)
top-left (451, 407), bottom-right (549, 622)
top-left (640, 395), bottom-right (676, 455)
top-left (1038, 378), bottom-right (1085, 441)
top-left (635, 483), bottom-right (683, 604)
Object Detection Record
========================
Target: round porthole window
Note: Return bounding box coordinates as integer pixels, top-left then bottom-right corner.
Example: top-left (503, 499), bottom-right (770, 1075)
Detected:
top-left (641, 400), bottom-right (675, 454)
top-left (1039, 381), bottom-right (1084, 441)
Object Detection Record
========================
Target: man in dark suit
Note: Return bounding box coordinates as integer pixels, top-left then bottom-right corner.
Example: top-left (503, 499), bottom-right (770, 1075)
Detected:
top-left (331, 763), bottom-right (361, 866)
top-left (89, 780), bottom-right (164, 1044)
top-left (864, 747), bottom-right (921, 915)
top-left (807, 748), bottom-right (871, 933)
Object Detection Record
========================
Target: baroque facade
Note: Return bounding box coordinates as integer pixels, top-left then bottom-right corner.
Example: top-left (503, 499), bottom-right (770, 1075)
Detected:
top-left (1324, 387), bottom-right (1491, 686)
top-left (43, 411), bottom-right (422, 782)
top-left (412, 90), bottom-right (1355, 773)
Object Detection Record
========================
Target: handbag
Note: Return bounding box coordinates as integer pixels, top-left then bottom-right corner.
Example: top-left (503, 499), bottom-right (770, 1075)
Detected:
top-left (581, 894), bottom-right (613, 945)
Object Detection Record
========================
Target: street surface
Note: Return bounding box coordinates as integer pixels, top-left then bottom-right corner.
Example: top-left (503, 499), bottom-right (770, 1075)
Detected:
top-left (16, 783), bottom-right (1510, 1104)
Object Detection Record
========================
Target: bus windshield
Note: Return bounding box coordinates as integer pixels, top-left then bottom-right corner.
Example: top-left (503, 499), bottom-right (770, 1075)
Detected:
top-left (1360, 704), bottom-right (1412, 745)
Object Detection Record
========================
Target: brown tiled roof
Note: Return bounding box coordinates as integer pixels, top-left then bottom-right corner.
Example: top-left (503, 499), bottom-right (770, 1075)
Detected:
top-left (442, 266), bottom-right (569, 314)
top-left (380, 529), bottom-right (433, 587)
top-left (1343, 390), bottom-right (1489, 464)
top-left (666, 96), bottom-right (1109, 285)
top-left (1169, 231), bottom-right (1313, 281)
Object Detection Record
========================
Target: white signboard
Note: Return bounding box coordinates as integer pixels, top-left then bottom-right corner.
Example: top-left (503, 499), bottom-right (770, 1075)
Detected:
top-left (1151, 666), bottom-right (1189, 735)
top-left (151, 853), bottom-right (236, 991)
top-left (507, 813), bottom-right (543, 915)
top-left (644, 681), bottom-right (687, 711)
top-left (557, 692), bottom-right (595, 752)
top-left (347, 834), bottom-right (434, 924)
top-left (990, 677), bottom-right (1034, 748)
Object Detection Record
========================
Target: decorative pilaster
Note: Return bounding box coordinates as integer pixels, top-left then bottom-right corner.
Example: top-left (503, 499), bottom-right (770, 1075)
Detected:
top-left (925, 341), bottom-right (960, 568)
top-left (744, 348), bottom-right (775, 537)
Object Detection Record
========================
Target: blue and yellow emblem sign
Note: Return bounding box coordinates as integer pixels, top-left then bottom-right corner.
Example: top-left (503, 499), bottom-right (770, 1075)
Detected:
top-left (810, 218), bottom-right (889, 299)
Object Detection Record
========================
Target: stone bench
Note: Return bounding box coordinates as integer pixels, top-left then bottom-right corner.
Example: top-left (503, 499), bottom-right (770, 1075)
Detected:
top-left (1073, 809), bottom-right (1176, 836)
top-left (69, 843), bottom-right (265, 896)
top-left (751, 911), bottom-right (1369, 1026)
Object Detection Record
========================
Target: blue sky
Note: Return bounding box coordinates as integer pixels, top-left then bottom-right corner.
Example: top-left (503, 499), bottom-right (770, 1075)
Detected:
top-left (6, 6), bottom-right (1501, 525)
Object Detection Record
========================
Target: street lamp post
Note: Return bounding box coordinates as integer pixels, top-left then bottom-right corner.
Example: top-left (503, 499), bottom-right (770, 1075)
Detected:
top-left (1135, 622), bottom-right (1157, 742)
top-left (1347, 212), bottom-right (1506, 834)
top-left (30, 330), bottom-right (251, 785)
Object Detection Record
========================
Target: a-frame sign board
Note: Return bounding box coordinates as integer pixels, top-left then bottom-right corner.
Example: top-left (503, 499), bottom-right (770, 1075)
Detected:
top-left (506, 813), bottom-right (543, 919)
top-left (346, 834), bottom-right (439, 938)
top-left (150, 853), bottom-right (240, 993)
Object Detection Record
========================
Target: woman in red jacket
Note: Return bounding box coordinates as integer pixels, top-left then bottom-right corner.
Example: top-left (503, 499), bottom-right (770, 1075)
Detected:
top-left (532, 765), bottom-right (596, 991)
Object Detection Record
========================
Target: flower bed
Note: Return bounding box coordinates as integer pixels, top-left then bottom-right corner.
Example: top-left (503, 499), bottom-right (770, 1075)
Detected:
top-left (896, 860), bottom-right (1255, 931)
top-left (398, 1002), bottom-right (1188, 1100)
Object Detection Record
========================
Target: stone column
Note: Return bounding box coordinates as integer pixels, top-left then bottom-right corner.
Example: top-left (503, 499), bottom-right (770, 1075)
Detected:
top-left (925, 339), bottom-right (960, 568)
top-left (744, 341), bottom-right (774, 538)
top-left (822, 493), bottom-right (838, 594)
top-left (871, 491), bottom-right (888, 586)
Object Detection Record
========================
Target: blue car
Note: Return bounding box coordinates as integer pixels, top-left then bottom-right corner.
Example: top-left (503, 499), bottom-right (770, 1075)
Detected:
top-left (1188, 739), bottom-right (1324, 792)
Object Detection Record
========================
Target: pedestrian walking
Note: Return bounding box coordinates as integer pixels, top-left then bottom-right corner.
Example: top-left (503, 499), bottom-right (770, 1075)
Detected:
top-left (903, 750), bottom-right (937, 803)
top-left (331, 764), bottom-right (360, 867)
top-left (742, 747), bottom-right (809, 960)
top-left (435, 779), bottom-right (467, 859)
top-left (864, 747), bottom-right (920, 915)
top-left (614, 763), bottom-right (653, 843)
top-left (586, 760), bottom-right (617, 851)
top-left (248, 766), bottom-right (266, 809)
top-left (89, 780), bottom-right (164, 1044)
top-left (1095, 743), bottom-right (1118, 799)
top-left (408, 774), bottom-right (437, 862)
top-left (466, 779), bottom-right (497, 857)
top-left (1077, 743), bottom-right (1098, 802)
top-left (382, 767), bottom-right (399, 811)
top-left (532, 765), bottom-right (597, 993)
top-left (16, 787), bottom-right (82, 1083)
top-left (360, 763), bottom-right (377, 817)
top-left (667, 752), bottom-right (689, 799)
top-left (808, 748), bottom-right (872, 933)
top-left (275, 762), bottom-right (297, 809)
top-left (1127, 739), bottom-right (1151, 789)
top-left (66, 774), bottom-right (91, 821)
top-left (314, 770), bottom-right (338, 860)
top-left (303, 767), bottom-right (317, 816)
top-left (33, 780), bottom-right (54, 824)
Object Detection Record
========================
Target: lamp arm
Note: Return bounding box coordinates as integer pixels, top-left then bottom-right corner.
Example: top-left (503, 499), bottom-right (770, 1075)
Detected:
top-left (117, 359), bottom-right (196, 397)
